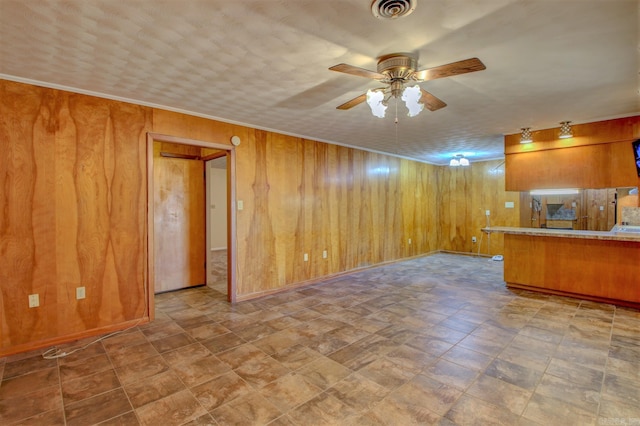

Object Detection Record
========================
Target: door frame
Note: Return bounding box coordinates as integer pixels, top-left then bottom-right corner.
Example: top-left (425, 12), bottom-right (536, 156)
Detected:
top-left (146, 132), bottom-right (237, 317)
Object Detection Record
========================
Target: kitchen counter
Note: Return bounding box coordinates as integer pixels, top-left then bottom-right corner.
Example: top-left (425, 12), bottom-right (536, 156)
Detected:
top-left (483, 227), bottom-right (640, 308)
top-left (481, 226), bottom-right (640, 242)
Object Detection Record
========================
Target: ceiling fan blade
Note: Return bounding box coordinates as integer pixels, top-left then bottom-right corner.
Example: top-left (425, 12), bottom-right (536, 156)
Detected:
top-left (414, 58), bottom-right (486, 81)
top-left (329, 63), bottom-right (386, 80)
top-left (420, 89), bottom-right (447, 111)
top-left (336, 93), bottom-right (368, 110)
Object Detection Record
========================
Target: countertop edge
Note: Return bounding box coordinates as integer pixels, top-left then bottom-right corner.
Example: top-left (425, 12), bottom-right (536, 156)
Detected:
top-left (481, 226), bottom-right (640, 242)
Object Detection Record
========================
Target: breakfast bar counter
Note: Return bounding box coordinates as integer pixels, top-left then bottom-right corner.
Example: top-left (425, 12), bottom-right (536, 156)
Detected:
top-left (482, 227), bottom-right (640, 308)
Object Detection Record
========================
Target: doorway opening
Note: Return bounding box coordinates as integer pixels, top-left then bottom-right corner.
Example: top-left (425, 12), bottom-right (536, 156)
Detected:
top-left (146, 132), bottom-right (237, 318)
top-left (205, 153), bottom-right (229, 295)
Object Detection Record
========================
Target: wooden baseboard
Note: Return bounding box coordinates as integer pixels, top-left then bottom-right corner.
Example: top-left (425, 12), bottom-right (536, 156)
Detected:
top-left (235, 251), bottom-right (442, 302)
top-left (506, 282), bottom-right (640, 310)
top-left (0, 317), bottom-right (150, 358)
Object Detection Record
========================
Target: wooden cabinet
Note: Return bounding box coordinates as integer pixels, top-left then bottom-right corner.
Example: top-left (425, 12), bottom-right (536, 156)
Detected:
top-left (504, 117), bottom-right (640, 191)
top-left (501, 232), bottom-right (640, 308)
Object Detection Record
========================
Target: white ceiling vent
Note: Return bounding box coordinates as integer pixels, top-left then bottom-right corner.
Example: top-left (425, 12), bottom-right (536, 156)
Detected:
top-left (371, 0), bottom-right (416, 20)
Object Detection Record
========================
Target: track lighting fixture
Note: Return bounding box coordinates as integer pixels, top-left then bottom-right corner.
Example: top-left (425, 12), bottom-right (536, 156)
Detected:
top-left (559, 121), bottom-right (573, 139)
top-left (520, 127), bottom-right (532, 144)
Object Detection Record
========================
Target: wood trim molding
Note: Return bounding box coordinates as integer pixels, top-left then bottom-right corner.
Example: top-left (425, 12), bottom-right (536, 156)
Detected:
top-left (0, 317), bottom-right (150, 358)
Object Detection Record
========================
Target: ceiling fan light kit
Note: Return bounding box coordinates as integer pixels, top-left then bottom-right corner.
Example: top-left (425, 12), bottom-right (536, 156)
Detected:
top-left (401, 85), bottom-right (424, 117)
top-left (329, 53), bottom-right (486, 118)
top-left (366, 89), bottom-right (387, 118)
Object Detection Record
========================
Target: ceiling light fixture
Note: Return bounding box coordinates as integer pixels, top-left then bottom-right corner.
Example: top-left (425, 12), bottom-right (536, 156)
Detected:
top-left (559, 121), bottom-right (573, 139)
top-left (520, 127), bottom-right (533, 144)
top-left (449, 154), bottom-right (470, 167)
top-left (366, 84), bottom-right (424, 118)
top-left (366, 89), bottom-right (387, 118)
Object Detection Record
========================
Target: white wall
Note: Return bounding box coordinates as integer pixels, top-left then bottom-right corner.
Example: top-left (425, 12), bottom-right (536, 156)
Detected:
top-left (207, 163), bottom-right (228, 250)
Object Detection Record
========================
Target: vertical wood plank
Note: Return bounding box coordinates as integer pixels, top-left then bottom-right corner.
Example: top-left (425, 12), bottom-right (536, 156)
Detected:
top-left (1, 80), bottom-right (150, 355)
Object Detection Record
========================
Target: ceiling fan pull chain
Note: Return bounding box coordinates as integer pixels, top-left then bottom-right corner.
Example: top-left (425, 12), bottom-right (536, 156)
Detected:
top-left (395, 96), bottom-right (399, 124)
top-left (395, 99), bottom-right (399, 153)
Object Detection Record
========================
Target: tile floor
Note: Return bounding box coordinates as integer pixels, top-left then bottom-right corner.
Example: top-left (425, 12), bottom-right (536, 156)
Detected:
top-left (0, 253), bottom-right (639, 425)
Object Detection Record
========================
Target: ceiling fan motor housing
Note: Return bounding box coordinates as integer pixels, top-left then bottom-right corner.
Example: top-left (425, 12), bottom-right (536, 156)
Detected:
top-left (377, 54), bottom-right (417, 81)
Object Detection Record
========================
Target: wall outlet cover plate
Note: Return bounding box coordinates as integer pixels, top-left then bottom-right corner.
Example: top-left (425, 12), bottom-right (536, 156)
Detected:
top-left (492, 255), bottom-right (503, 261)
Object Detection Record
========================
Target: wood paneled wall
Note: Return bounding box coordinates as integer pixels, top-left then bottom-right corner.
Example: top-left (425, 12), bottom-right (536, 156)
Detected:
top-left (234, 130), bottom-right (440, 297)
top-left (0, 80), bottom-right (150, 355)
top-left (505, 117), bottom-right (640, 191)
top-left (437, 160), bottom-right (520, 256)
top-left (0, 79), bottom-right (512, 355)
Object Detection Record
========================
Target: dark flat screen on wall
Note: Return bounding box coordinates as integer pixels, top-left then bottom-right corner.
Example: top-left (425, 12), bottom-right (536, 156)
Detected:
top-left (633, 139), bottom-right (640, 177)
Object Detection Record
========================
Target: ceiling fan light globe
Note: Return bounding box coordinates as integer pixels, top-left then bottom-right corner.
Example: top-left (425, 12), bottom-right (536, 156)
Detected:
top-left (401, 85), bottom-right (424, 117)
top-left (449, 158), bottom-right (460, 166)
top-left (459, 157), bottom-right (470, 166)
top-left (366, 89), bottom-right (387, 118)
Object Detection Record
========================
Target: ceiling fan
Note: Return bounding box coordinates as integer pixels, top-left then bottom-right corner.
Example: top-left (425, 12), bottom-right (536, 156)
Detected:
top-left (329, 54), bottom-right (486, 117)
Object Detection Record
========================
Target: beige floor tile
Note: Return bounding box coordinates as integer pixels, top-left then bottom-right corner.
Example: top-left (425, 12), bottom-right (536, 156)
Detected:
top-left (523, 392), bottom-right (597, 425)
top-left (423, 358), bottom-right (480, 391)
top-left (445, 393), bottom-right (521, 425)
top-left (296, 356), bottom-right (352, 389)
top-left (64, 388), bottom-right (132, 426)
top-left (191, 370), bottom-right (253, 411)
top-left (211, 391), bottom-right (282, 425)
top-left (233, 355), bottom-right (290, 388)
top-left (172, 354), bottom-right (231, 388)
top-left (135, 389), bottom-right (206, 426)
top-left (466, 373), bottom-right (532, 415)
top-left (123, 370), bottom-right (185, 409)
top-left (61, 369), bottom-right (121, 404)
top-left (0, 385), bottom-right (62, 424)
top-left (325, 372), bottom-right (389, 411)
top-left (1, 253), bottom-right (639, 425)
top-left (260, 372), bottom-right (323, 412)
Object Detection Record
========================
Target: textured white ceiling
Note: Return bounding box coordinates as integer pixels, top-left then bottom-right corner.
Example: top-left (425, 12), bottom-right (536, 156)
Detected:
top-left (1, 0), bottom-right (638, 164)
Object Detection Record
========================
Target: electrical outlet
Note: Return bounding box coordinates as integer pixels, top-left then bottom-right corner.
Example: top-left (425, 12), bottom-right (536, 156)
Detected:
top-left (76, 286), bottom-right (86, 300)
top-left (28, 294), bottom-right (39, 308)
top-left (303, 253), bottom-right (309, 262)
top-left (408, 238), bottom-right (412, 245)
top-left (485, 210), bottom-right (491, 216)
top-left (237, 200), bottom-right (244, 210)
top-left (472, 236), bottom-right (477, 243)
top-left (322, 250), bottom-right (327, 259)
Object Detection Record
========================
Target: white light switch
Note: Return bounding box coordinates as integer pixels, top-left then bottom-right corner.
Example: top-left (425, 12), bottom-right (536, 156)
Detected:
top-left (237, 200), bottom-right (244, 210)
top-left (599, 206), bottom-right (604, 211)
top-left (304, 253), bottom-right (309, 262)
top-left (76, 286), bottom-right (86, 300)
